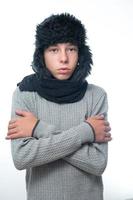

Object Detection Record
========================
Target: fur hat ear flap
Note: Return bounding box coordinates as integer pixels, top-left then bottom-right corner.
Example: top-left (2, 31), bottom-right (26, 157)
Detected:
top-left (32, 48), bottom-right (52, 78)
top-left (70, 45), bottom-right (93, 81)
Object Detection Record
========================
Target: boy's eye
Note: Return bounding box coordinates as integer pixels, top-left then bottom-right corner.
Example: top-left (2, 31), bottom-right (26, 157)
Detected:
top-left (49, 48), bottom-right (58, 52)
top-left (67, 47), bottom-right (78, 52)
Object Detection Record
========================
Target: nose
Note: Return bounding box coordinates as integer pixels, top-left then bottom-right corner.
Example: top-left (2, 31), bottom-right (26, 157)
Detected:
top-left (60, 49), bottom-right (68, 63)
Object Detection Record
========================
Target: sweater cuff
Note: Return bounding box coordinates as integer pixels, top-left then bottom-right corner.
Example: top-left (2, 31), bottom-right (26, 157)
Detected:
top-left (79, 122), bottom-right (95, 144)
top-left (31, 119), bottom-right (40, 137)
top-left (32, 120), bottom-right (57, 139)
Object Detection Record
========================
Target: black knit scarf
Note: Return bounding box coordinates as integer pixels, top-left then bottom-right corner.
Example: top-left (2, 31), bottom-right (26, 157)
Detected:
top-left (17, 74), bottom-right (88, 104)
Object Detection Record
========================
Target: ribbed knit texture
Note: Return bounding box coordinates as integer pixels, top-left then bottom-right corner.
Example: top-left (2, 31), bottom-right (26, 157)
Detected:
top-left (11, 84), bottom-right (108, 200)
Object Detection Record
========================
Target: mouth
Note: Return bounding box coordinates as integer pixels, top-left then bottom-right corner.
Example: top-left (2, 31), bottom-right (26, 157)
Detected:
top-left (57, 68), bottom-right (71, 75)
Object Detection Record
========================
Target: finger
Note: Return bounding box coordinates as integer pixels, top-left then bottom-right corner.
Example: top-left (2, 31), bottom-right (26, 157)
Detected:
top-left (94, 114), bottom-right (105, 120)
top-left (7, 127), bottom-right (19, 135)
top-left (15, 110), bottom-right (30, 117)
top-left (104, 121), bottom-right (110, 126)
top-left (105, 133), bottom-right (111, 137)
top-left (104, 137), bottom-right (112, 142)
top-left (105, 126), bottom-right (111, 132)
top-left (6, 133), bottom-right (22, 140)
top-left (9, 119), bottom-right (17, 125)
top-left (8, 123), bottom-right (16, 130)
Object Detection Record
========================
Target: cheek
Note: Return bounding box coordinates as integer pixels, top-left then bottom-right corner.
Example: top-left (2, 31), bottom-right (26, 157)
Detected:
top-left (72, 56), bottom-right (78, 68)
top-left (44, 55), bottom-right (54, 70)
top-left (74, 53), bottom-right (78, 63)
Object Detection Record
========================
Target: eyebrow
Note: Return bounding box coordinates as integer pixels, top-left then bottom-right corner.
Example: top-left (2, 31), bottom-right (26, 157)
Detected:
top-left (49, 43), bottom-right (77, 47)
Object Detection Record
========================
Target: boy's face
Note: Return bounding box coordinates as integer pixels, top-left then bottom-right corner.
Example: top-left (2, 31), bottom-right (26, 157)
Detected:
top-left (43, 43), bottom-right (78, 80)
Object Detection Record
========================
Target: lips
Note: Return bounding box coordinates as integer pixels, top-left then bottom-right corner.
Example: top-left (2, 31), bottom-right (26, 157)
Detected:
top-left (58, 68), bottom-right (71, 74)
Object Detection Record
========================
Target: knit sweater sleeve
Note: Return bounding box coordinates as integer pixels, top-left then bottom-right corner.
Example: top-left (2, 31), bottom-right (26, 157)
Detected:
top-left (11, 88), bottom-right (94, 170)
top-left (63, 89), bottom-right (109, 176)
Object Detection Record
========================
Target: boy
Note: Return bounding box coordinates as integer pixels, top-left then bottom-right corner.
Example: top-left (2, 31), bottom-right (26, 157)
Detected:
top-left (7, 13), bottom-right (111, 200)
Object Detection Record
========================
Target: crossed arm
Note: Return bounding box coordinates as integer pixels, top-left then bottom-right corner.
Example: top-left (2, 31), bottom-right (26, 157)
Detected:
top-left (6, 88), bottom-right (112, 175)
top-left (7, 110), bottom-right (111, 143)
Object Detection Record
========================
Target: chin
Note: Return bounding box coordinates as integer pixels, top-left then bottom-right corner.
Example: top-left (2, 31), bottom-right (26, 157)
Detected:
top-left (57, 77), bottom-right (69, 80)
top-left (55, 74), bottom-right (71, 80)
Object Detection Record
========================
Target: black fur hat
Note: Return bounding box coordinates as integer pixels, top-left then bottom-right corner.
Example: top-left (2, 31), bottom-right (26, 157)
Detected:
top-left (32, 13), bottom-right (93, 81)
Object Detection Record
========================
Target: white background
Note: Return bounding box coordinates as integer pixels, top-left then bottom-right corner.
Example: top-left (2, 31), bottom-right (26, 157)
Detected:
top-left (0, 0), bottom-right (133, 199)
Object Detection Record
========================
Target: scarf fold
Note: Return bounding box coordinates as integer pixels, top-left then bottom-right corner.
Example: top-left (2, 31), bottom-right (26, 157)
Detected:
top-left (17, 74), bottom-right (88, 104)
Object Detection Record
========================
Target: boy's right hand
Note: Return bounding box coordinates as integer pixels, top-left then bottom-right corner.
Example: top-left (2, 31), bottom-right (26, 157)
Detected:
top-left (86, 115), bottom-right (112, 143)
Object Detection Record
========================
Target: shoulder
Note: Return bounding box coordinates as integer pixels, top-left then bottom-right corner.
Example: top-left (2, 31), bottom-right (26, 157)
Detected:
top-left (86, 83), bottom-right (107, 96)
top-left (12, 87), bottom-right (37, 104)
top-left (12, 87), bottom-right (40, 113)
top-left (84, 84), bottom-right (108, 117)
top-left (13, 86), bottom-right (34, 97)
top-left (84, 83), bottom-right (108, 109)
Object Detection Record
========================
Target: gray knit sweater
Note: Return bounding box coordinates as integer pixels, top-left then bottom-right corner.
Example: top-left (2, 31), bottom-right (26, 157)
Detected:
top-left (11, 84), bottom-right (108, 200)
